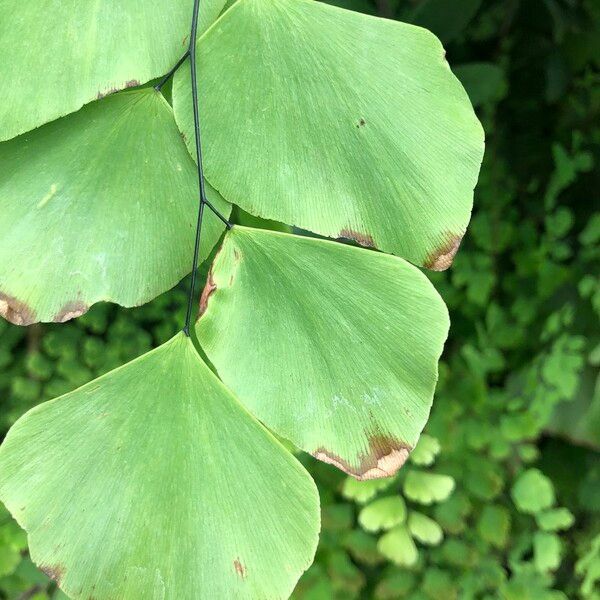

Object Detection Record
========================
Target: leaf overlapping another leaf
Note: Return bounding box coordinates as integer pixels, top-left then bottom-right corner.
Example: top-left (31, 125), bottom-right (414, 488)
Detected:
top-left (173, 0), bottom-right (485, 267)
top-left (0, 0), bottom-right (486, 596)
top-left (0, 334), bottom-right (320, 599)
top-left (196, 226), bottom-right (450, 479)
top-left (0, 89), bottom-right (229, 325)
top-left (0, 0), bottom-right (227, 141)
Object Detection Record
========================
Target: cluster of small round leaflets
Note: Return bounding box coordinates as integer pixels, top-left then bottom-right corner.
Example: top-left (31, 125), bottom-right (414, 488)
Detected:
top-left (0, 0), bottom-right (483, 598)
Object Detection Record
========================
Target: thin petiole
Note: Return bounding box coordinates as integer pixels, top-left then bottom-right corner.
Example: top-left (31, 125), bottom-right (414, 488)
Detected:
top-left (182, 0), bottom-right (232, 337)
top-left (204, 198), bottom-right (232, 229)
top-left (155, 50), bottom-right (190, 92)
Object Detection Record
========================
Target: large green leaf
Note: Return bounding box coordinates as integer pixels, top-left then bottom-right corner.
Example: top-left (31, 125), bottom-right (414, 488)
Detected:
top-left (174, 0), bottom-right (484, 268)
top-left (0, 333), bottom-right (319, 599)
top-left (0, 88), bottom-right (229, 325)
top-left (196, 226), bottom-right (449, 479)
top-left (0, 0), bottom-right (227, 140)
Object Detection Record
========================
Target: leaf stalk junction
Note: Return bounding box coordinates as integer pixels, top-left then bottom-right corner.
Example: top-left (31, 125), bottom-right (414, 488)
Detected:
top-left (156, 0), bottom-right (233, 337)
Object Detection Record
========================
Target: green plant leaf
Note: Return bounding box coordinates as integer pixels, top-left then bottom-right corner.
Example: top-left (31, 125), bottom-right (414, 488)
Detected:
top-left (377, 525), bottom-right (419, 567)
top-left (407, 511), bottom-right (443, 546)
top-left (433, 491), bottom-right (471, 534)
top-left (196, 226), bottom-right (449, 479)
top-left (0, 0), bottom-right (227, 140)
top-left (0, 334), bottom-right (319, 598)
top-left (0, 89), bottom-right (229, 325)
top-left (477, 505), bottom-right (510, 548)
top-left (326, 550), bottom-right (365, 596)
top-left (422, 567), bottom-right (458, 600)
top-left (403, 471), bottom-right (455, 505)
top-left (533, 532), bottom-right (562, 573)
top-left (535, 508), bottom-right (575, 532)
top-left (374, 571), bottom-right (417, 599)
top-left (341, 530), bottom-right (383, 566)
top-left (173, 0), bottom-right (484, 268)
top-left (409, 434), bottom-right (441, 466)
top-left (576, 534), bottom-right (600, 597)
top-left (358, 496), bottom-right (407, 532)
top-left (0, 544), bottom-right (20, 578)
top-left (511, 469), bottom-right (556, 514)
top-left (342, 476), bottom-right (396, 505)
top-left (321, 504), bottom-right (354, 534)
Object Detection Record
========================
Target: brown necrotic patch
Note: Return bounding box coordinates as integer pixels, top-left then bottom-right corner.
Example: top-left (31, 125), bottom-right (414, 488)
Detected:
top-left (424, 232), bottom-right (464, 271)
top-left (198, 270), bottom-right (216, 318)
top-left (233, 558), bottom-right (247, 579)
top-left (0, 292), bottom-right (36, 325)
top-left (339, 228), bottom-right (375, 248)
top-left (40, 564), bottom-right (65, 585)
top-left (54, 300), bottom-right (89, 323)
top-left (313, 434), bottom-right (410, 481)
top-left (96, 79), bottom-right (140, 100)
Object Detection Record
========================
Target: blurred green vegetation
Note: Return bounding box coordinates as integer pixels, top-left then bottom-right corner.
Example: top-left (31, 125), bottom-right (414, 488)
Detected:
top-left (1, 0), bottom-right (599, 598)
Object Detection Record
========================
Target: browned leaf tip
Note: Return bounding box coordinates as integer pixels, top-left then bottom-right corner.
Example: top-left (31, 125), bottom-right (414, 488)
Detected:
top-left (313, 434), bottom-right (410, 481)
top-left (96, 79), bottom-right (140, 100)
top-left (0, 292), bottom-right (36, 326)
top-left (40, 564), bottom-right (65, 585)
top-left (424, 232), bottom-right (463, 271)
top-left (339, 228), bottom-right (375, 249)
top-left (54, 300), bottom-right (89, 323)
top-left (234, 558), bottom-right (247, 579)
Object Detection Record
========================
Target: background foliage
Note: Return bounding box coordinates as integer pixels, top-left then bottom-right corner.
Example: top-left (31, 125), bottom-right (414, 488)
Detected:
top-left (0, 0), bottom-right (598, 598)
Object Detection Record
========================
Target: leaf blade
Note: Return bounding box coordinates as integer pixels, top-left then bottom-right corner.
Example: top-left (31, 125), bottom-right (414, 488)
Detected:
top-left (0, 334), bottom-right (320, 599)
top-left (173, 0), bottom-right (484, 267)
top-left (196, 226), bottom-right (450, 479)
top-left (0, 0), bottom-right (227, 140)
top-left (0, 89), bottom-right (229, 325)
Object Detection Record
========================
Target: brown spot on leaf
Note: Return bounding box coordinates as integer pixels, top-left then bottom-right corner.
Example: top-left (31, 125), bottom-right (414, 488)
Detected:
top-left (198, 270), bottom-right (216, 318)
top-left (54, 301), bottom-right (89, 323)
top-left (234, 559), bottom-right (247, 579)
top-left (313, 434), bottom-right (410, 480)
top-left (197, 244), bottom-right (227, 320)
top-left (424, 233), bottom-right (463, 271)
top-left (356, 118), bottom-right (366, 128)
top-left (339, 228), bottom-right (375, 248)
top-left (96, 79), bottom-right (140, 100)
top-left (0, 292), bottom-right (36, 326)
top-left (40, 564), bottom-right (64, 585)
